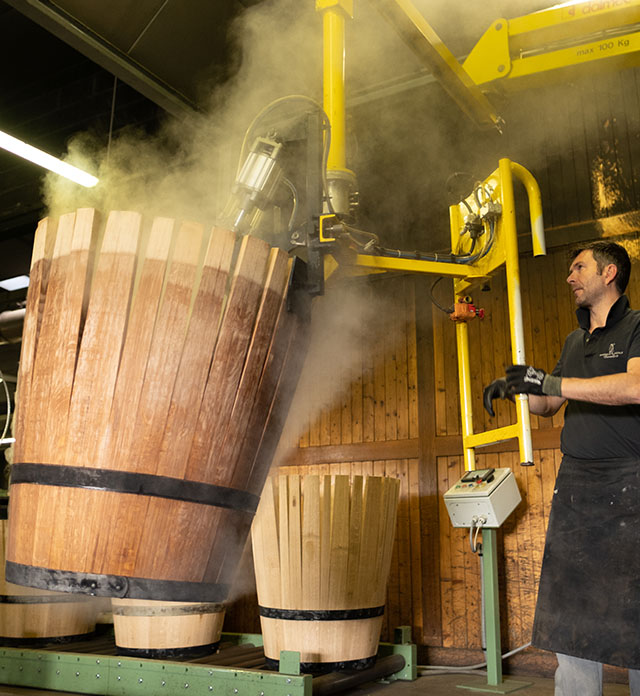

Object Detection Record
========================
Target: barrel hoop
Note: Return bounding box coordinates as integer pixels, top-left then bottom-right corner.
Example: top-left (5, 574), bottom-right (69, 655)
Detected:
top-left (11, 463), bottom-right (259, 514)
top-left (5, 562), bottom-right (230, 602)
top-left (258, 605), bottom-right (385, 621)
top-left (116, 641), bottom-right (220, 660)
top-left (0, 594), bottom-right (93, 604)
top-left (112, 602), bottom-right (225, 617)
top-left (265, 655), bottom-right (376, 674)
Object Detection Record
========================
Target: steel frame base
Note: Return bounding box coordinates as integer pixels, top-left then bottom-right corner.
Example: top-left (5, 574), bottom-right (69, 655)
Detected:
top-left (0, 627), bottom-right (416, 696)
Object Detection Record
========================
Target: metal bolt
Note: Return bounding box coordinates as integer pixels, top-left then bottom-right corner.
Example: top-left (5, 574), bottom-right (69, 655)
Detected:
top-left (56, 670), bottom-right (60, 676)
top-left (19, 667), bottom-right (23, 672)
top-left (497, 64), bottom-right (505, 72)
top-left (96, 659), bottom-right (100, 664)
top-left (96, 674), bottom-right (101, 679)
top-left (76, 672), bottom-right (80, 677)
top-left (117, 676), bottom-right (122, 681)
top-left (162, 681), bottom-right (166, 687)
top-left (139, 678), bottom-right (144, 684)
top-left (287, 679), bottom-right (292, 684)
top-left (184, 683), bottom-right (189, 689)
top-left (496, 22), bottom-right (503, 30)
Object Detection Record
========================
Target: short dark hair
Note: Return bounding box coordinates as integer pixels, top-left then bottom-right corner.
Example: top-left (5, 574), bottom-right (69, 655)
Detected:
top-left (570, 241), bottom-right (631, 294)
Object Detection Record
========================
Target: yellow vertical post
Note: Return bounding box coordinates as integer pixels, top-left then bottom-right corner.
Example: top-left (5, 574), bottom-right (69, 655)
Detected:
top-left (456, 321), bottom-right (477, 472)
top-left (317, 0), bottom-right (356, 217)
top-left (498, 158), bottom-right (534, 466)
top-left (317, 0), bottom-right (353, 171)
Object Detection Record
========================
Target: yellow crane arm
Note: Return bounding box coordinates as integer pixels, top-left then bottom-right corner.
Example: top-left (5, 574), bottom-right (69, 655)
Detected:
top-left (463, 0), bottom-right (640, 89)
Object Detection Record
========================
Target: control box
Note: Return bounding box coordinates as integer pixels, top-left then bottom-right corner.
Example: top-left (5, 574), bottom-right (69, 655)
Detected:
top-left (443, 467), bottom-right (521, 528)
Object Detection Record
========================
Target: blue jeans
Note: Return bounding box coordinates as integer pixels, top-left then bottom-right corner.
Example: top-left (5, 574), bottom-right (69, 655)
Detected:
top-left (555, 654), bottom-right (640, 695)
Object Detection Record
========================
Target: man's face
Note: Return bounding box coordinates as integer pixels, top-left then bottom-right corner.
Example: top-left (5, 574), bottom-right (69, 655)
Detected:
top-left (567, 249), bottom-right (608, 308)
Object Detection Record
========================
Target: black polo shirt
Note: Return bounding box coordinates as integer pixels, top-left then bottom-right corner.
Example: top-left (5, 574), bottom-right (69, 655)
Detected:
top-left (551, 295), bottom-right (640, 459)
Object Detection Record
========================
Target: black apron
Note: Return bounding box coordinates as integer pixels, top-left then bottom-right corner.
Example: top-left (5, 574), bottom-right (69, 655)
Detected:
top-left (532, 456), bottom-right (640, 668)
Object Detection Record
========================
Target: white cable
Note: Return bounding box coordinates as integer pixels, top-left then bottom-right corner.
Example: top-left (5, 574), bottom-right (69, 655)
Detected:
top-left (469, 516), bottom-right (486, 553)
top-left (0, 369), bottom-right (11, 443)
top-left (417, 642), bottom-right (533, 674)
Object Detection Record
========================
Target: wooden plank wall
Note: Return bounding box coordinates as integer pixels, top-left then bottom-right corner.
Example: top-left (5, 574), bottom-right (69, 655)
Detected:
top-left (226, 239), bottom-right (640, 661)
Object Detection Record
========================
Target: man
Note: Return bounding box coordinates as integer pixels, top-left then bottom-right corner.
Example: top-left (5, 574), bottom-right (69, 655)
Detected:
top-left (484, 241), bottom-right (640, 696)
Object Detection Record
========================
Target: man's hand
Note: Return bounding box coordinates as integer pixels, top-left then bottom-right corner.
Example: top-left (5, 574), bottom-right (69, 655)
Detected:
top-left (506, 364), bottom-right (562, 397)
top-left (483, 378), bottom-right (513, 417)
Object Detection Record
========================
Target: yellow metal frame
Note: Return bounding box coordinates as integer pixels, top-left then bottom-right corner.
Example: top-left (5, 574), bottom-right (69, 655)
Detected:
top-left (463, 0), bottom-right (640, 89)
top-left (332, 160), bottom-right (545, 470)
top-left (316, 1), bottom-right (549, 471)
top-left (451, 159), bottom-right (544, 470)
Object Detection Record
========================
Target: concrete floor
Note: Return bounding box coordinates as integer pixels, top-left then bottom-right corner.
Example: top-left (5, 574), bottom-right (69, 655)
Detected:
top-left (343, 671), bottom-right (633, 696)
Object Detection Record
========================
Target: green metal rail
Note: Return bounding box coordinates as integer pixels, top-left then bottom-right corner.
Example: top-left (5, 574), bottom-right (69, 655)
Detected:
top-left (0, 628), bottom-right (416, 696)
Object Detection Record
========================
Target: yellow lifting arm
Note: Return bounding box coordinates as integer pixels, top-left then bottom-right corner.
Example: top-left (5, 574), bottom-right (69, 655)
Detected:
top-left (463, 0), bottom-right (640, 89)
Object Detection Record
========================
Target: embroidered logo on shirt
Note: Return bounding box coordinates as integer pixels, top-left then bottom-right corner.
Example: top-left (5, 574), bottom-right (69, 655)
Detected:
top-left (599, 342), bottom-right (624, 359)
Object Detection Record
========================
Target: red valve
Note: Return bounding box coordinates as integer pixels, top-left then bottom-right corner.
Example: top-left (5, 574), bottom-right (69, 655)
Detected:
top-left (449, 301), bottom-right (485, 322)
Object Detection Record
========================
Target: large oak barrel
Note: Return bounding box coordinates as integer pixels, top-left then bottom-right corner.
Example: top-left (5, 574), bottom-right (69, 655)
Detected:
top-left (251, 474), bottom-right (400, 673)
top-left (6, 209), bottom-right (309, 604)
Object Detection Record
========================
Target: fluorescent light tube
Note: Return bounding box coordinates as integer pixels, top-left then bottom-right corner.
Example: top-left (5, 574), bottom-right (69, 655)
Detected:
top-left (0, 129), bottom-right (98, 188)
top-left (0, 275), bottom-right (30, 291)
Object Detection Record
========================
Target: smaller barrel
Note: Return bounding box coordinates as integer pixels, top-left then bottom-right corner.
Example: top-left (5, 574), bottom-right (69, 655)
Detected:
top-left (0, 505), bottom-right (99, 645)
top-left (251, 474), bottom-right (400, 673)
top-left (111, 599), bottom-right (225, 659)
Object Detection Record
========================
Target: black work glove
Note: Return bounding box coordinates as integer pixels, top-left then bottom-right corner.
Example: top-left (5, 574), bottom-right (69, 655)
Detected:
top-left (483, 378), bottom-right (513, 417)
top-left (506, 364), bottom-right (562, 397)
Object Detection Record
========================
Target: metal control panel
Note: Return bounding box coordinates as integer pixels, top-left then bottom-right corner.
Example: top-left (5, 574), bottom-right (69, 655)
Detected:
top-left (443, 467), bottom-right (521, 528)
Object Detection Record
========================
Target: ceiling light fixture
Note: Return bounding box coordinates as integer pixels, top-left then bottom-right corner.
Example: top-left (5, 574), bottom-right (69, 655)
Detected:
top-left (0, 129), bottom-right (98, 188)
top-left (0, 275), bottom-right (30, 292)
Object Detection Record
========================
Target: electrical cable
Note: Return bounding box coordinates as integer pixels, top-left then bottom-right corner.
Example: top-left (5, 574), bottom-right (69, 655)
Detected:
top-left (0, 369), bottom-right (11, 443)
top-left (417, 642), bottom-right (532, 674)
top-left (469, 516), bottom-right (485, 554)
top-left (429, 276), bottom-right (454, 315)
top-left (281, 177), bottom-right (299, 233)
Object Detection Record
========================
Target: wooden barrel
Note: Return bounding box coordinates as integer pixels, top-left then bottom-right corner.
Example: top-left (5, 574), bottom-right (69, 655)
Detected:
top-left (111, 599), bottom-right (225, 659)
top-left (6, 209), bottom-right (309, 603)
top-left (251, 474), bottom-right (400, 673)
top-left (0, 503), bottom-right (99, 645)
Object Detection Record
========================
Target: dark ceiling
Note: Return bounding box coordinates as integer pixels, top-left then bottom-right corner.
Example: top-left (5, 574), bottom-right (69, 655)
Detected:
top-left (0, 0), bottom-right (259, 380)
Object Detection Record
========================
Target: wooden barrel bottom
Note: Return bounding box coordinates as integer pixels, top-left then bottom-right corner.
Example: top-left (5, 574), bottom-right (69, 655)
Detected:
top-left (259, 610), bottom-right (384, 673)
top-left (0, 595), bottom-right (97, 644)
top-left (5, 562), bottom-right (229, 602)
top-left (111, 600), bottom-right (225, 661)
